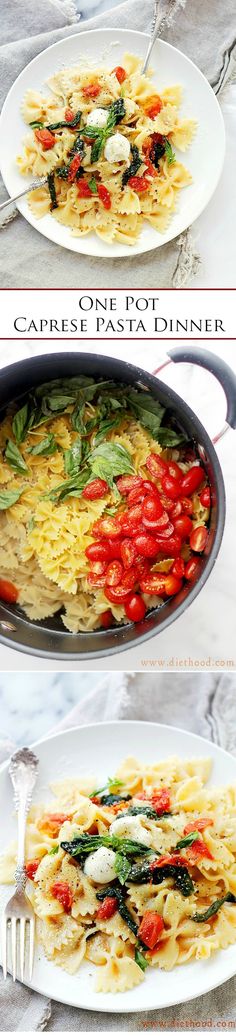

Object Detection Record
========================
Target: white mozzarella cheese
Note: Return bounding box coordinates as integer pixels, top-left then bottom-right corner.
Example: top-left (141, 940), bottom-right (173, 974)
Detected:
top-left (86, 108), bottom-right (108, 129)
top-left (83, 846), bottom-right (117, 883)
top-left (104, 132), bottom-right (130, 164)
top-left (109, 815), bottom-right (151, 846)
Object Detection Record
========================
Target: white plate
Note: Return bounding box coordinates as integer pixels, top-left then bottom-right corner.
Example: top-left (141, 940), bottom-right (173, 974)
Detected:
top-left (0, 29), bottom-right (225, 258)
top-left (1, 720), bottom-right (236, 1012)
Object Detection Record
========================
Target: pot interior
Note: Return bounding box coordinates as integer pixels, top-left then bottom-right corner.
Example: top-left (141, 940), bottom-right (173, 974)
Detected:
top-left (0, 353), bottom-right (225, 658)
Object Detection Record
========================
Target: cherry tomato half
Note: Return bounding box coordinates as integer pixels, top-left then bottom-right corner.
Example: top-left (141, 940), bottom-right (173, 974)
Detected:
top-left (105, 585), bottom-right (133, 604)
top-left (98, 184), bottom-right (111, 210)
top-left (125, 593), bottom-right (146, 622)
top-left (134, 534), bottom-right (158, 558)
top-left (116, 476), bottom-right (143, 495)
top-left (142, 496), bottom-right (163, 522)
top-left (82, 478), bottom-right (108, 500)
top-left (128, 176), bottom-right (149, 192)
top-left (82, 82), bottom-right (101, 98)
top-left (184, 558), bottom-right (200, 581)
top-left (120, 539), bottom-right (136, 569)
top-left (85, 542), bottom-right (111, 562)
top-left (138, 911), bottom-right (164, 949)
top-left (97, 896), bottom-right (118, 919)
top-left (112, 66), bottom-right (127, 83)
top-left (145, 97), bottom-right (163, 119)
top-left (146, 453), bottom-right (168, 478)
top-left (105, 561), bottom-right (123, 587)
top-left (171, 557), bottom-right (185, 579)
top-left (140, 574), bottom-right (182, 596)
top-left (35, 128), bottom-right (55, 150)
top-left (25, 860), bottom-right (40, 881)
top-left (92, 518), bottom-right (121, 539)
top-left (51, 881), bottom-right (73, 913)
top-left (189, 526), bottom-right (208, 553)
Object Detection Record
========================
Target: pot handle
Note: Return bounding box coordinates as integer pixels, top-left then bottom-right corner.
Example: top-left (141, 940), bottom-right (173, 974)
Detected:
top-left (152, 347), bottom-right (236, 443)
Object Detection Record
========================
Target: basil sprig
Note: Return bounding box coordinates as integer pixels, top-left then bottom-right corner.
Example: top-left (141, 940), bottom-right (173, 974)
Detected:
top-left (27, 433), bottom-right (58, 457)
top-left (193, 892), bottom-right (236, 923)
top-left (81, 98), bottom-right (126, 162)
top-left (5, 439), bottom-right (29, 474)
top-left (175, 831), bottom-right (200, 850)
top-left (0, 488), bottom-right (23, 510)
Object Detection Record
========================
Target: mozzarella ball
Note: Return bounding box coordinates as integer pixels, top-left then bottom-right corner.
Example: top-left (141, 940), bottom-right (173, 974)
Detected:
top-left (86, 108), bottom-right (108, 129)
top-left (109, 815), bottom-right (151, 846)
top-left (84, 846), bottom-right (117, 883)
top-left (104, 132), bottom-right (130, 164)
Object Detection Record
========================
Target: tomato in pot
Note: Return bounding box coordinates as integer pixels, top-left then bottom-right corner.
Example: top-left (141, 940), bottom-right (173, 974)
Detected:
top-left (125, 593), bottom-right (146, 622)
top-left (0, 579), bottom-right (19, 603)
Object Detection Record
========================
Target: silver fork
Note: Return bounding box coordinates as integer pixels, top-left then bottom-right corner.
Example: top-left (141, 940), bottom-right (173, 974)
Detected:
top-left (1, 747), bottom-right (39, 982)
top-left (0, 176), bottom-right (48, 214)
top-left (142, 0), bottom-right (170, 73)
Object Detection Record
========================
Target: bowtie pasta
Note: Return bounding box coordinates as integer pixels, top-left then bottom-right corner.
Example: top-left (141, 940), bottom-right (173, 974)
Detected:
top-left (17, 53), bottom-right (196, 245)
top-left (0, 376), bottom-right (210, 633)
top-left (1, 754), bottom-right (236, 993)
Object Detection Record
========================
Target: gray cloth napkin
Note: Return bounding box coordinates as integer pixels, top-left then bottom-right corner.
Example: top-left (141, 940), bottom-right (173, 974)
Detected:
top-left (1, 671), bottom-right (236, 1030)
top-left (1, 0), bottom-right (236, 287)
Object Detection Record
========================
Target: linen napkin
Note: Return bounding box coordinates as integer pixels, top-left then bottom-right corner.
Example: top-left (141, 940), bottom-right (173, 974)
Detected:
top-left (1, 670), bottom-right (236, 1030)
top-left (0, 0), bottom-right (236, 287)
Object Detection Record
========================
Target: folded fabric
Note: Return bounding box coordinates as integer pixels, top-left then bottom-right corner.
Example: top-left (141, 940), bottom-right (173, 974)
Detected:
top-left (1, 671), bottom-right (236, 1030)
top-left (0, 0), bottom-right (236, 286)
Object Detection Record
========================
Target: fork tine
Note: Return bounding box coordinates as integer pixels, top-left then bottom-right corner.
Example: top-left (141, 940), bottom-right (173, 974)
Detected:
top-left (11, 917), bottom-right (17, 982)
top-left (1, 916), bottom-right (7, 979)
top-left (28, 917), bottom-right (35, 981)
top-left (19, 918), bottom-right (25, 983)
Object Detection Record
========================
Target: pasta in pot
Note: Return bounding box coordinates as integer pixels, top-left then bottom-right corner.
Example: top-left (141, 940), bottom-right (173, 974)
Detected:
top-left (17, 53), bottom-right (196, 245)
top-left (1, 754), bottom-right (236, 992)
top-left (0, 376), bottom-right (210, 631)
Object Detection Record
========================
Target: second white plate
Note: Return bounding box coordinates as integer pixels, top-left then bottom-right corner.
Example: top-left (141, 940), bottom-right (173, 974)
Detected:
top-left (0, 720), bottom-right (236, 1012)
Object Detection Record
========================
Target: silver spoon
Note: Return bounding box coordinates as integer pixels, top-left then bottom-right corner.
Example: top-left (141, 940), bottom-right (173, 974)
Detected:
top-left (142, 0), bottom-right (169, 74)
top-left (0, 176), bottom-right (47, 214)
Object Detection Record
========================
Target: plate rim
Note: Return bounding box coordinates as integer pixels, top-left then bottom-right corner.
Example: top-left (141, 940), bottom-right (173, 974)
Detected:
top-left (0, 28), bottom-right (226, 259)
top-left (1, 718), bottom-right (236, 1012)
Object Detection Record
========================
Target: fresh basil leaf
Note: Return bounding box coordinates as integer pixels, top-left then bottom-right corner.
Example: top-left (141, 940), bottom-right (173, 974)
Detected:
top-left (64, 437), bottom-right (82, 476)
top-left (35, 377), bottom-right (95, 397)
top-left (175, 831), bottom-right (199, 850)
top-left (127, 390), bottom-right (165, 437)
top-left (90, 443), bottom-right (134, 482)
top-left (48, 844), bottom-right (59, 856)
top-left (164, 138), bottom-right (176, 165)
top-left (0, 488), bottom-right (23, 510)
top-left (27, 434), bottom-right (58, 457)
top-left (47, 172), bottom-right (58, 210)
top-left (5, 439), bottom-right (29, 473)
top-left (41, 394), bottom-right (76, 414)
top-left (81, 126), bottom-right (102, 140)
top-left (49, 470), bottom-right (90, 502)
top-left (156, 427), bottom-right (188, 447)
top-left (93, 415), bottom-right (123, 447)
top-left (88, 176), bottom-right (98, 194)
top-left (91, 135), bottom-right (104, 163)
top-left (193, 893), bottom-right (236, 923)
top-left (106, 98), bottom-right (126, 129)
top-left (29, 120), bottom-right (44, 129)
top-left (71, 403), bottom-right (86, 434)
top-left (122, 145), bottom-right (142, 187)
top-left (12, 403), bottom-right (29, 443)
top-left (135, 947), bottom-right (149, 971)
top-left (47, 110), bottom-right (81, 131)
top-left (115, 853), bottom-right (132, 885)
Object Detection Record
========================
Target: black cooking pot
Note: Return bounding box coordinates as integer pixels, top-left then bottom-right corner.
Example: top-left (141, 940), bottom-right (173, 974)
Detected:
top-left (0, 347), bottom-right (235, 660)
